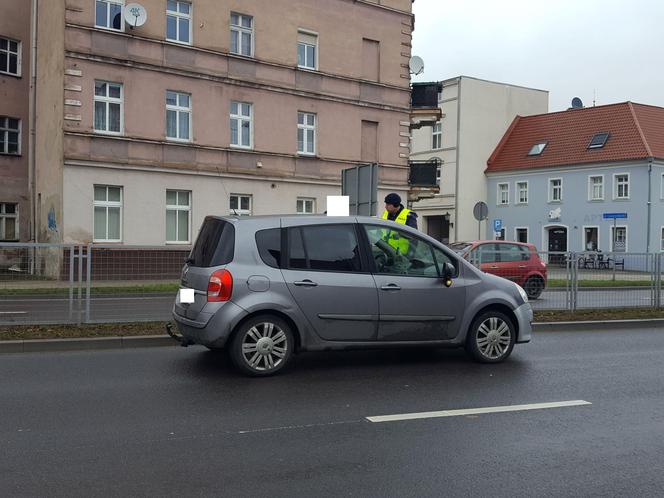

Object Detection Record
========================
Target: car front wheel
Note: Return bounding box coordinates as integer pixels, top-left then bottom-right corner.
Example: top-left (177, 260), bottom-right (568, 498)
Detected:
top-left (229, 315), bottom-right (294, 376)
top-left (465, 310), bottom-right (516, 363)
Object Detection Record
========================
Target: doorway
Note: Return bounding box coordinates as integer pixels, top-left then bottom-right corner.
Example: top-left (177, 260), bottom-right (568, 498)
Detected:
top-left (426, 215), bottom-right (450, 244)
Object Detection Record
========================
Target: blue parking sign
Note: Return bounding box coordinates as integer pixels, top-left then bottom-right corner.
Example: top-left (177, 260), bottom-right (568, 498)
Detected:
top-left (493, 219), bottom-right (502, 232)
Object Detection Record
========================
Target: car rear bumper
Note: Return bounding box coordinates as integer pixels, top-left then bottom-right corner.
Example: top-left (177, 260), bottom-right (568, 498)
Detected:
top-left (172, 301), bottom-right (247, 348)
top-left (514, 302), bottom-right (533, 343)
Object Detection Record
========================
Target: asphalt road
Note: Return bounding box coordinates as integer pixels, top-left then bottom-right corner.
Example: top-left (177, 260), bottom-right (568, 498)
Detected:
top-left (0, 287), bottom-right (662, 325)
top-left (1, 326), bottom-right (664, 497)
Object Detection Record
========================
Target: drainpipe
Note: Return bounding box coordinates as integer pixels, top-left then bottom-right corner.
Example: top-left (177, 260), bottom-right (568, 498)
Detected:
top-left (646, 158), bottom-right (653, 253)
top-left (453, 77), bottom-right (461, 242)
top-left (29, 0), bottom-right (38, 243)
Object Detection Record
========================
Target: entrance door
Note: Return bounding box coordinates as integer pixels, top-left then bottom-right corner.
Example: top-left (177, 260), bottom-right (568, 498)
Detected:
top-left (548, 227), bottom-right (567, 264)
top-left (426, 215), bottom-right (450, 244)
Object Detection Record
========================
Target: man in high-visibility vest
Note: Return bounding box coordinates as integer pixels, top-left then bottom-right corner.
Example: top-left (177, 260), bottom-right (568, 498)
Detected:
top-left (381, 193), bottom-right (418, 256)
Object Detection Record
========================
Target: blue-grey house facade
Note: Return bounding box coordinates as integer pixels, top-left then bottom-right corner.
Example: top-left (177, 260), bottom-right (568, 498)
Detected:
top-left (484, 102), bottom-right (664, 257)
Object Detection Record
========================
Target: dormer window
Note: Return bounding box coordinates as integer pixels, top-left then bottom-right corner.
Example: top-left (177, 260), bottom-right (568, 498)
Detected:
top-left (528, 142), bottom-right (547, 156)
top-left (588, 132), bottom-right (610, 149)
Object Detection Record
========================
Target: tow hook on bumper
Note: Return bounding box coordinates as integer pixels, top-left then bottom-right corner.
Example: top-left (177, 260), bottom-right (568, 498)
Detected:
top-left (166, 322), bottom-right (193, 347)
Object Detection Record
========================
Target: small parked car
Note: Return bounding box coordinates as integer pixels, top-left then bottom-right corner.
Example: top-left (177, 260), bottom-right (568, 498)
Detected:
top-left (449, 240), bottom-right (547, 299)
top-left (169, 215), bottom-right (533, 376)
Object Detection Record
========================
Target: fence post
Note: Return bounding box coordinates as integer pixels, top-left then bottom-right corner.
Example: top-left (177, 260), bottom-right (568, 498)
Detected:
top-left (68, 245), bottom-right (75, 323)
top-left (572, 252), bottom-right (578, 312)
top-left (77, 245), bottom-right (84, 325)
top-left (85, 244), bottom-right (92, 323)
top-left (657, 253), bottom-right (662, 310)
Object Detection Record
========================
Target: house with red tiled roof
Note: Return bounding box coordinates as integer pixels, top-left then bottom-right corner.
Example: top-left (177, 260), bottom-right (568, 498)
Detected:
top-left (485, 102), bottom-right (664, 256)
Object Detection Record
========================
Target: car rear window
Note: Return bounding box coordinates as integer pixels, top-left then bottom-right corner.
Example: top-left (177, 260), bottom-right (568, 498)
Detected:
top-left (188, 217), bottom-right (235, 267)
top-left (256, 228), bottom-right (282, 268)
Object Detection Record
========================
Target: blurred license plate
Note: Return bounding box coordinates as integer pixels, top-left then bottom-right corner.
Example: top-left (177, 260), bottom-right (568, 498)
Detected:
top-left (179, 288), bottom-right (195, 304)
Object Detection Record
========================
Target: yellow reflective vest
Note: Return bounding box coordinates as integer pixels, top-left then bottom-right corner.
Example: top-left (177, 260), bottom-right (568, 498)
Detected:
top-left (381, 208), bottom-right (411, 255)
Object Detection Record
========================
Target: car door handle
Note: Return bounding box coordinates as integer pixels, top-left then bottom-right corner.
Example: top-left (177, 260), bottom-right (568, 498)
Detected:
top-left (490, 266), bottom-right (499, 269)
top-left (518, 265), bottom-right (527, 268)
top-left (381, 284), bottom-right (401, 291)
top-left (293, 280), bottom-right (318, 287)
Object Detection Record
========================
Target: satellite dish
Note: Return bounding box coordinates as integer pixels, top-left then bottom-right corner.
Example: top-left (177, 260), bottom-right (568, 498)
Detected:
top-left (124, 3), bottom-right (148, 28)
top-left (409, 56), bottom-right (425, 76)
top-left (571, 97), bottom-right (583, 109)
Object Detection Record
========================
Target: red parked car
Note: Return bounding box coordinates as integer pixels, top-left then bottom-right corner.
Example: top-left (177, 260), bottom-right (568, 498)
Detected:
top-left (449, 240), bottom-right (548, 299)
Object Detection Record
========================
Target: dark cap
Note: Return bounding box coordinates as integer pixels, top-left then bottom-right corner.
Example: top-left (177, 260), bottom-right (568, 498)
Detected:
top-left (384, 193), bottom-right (401, 206)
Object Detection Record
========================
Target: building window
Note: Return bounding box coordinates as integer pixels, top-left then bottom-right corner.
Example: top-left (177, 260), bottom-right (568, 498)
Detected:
top-left (230, 194), bottom-right (252, 216)
top-left (0, 37), bottom-right (21, 76)
top-left (230, 101), bottom-right (252, 148)
top-left (166, 1), bottom-right (191, 44)
top-left (661, 173), bottom-right (664, 200)
top-left (611, 226), bottom-right (627, 252)
top-left (95, 0), bottom-right (124, 31)
top-left (297, 30), bottom-right (317, 69)
top-left (93, 185), bottom-right (122, 242)
top-left (297, 112), bottom-right (316, 155)
top-left (528, 142), bottom-right (547, 156)
top-left (495, 228), bottom-right (505, 241)
top-left (436, 165), bottom-right (441, 186)
top-left (614, 173), bottom-right (629, 200)
top-left (497, 183), bottom-right (509, 205)
top-left (588, 132), bottom-right (610, 149)
top-left (589, 175), bottom-right (604, 201)
top-left (166, 190), bottom-right (190, 243)
top-left (584, 227), bottom-right (599, 251)
top-left (549, 178), bottom-right (562, 202)
top-left (661, 227), bottom-right (664, 251)
top-left (432, 122), bottom-right (442, 150)
top-left (0, 117), bottom-right (20, 155)
top-left (516, 181), bottom-right (528, 204)
top-left (166, 91), bottom-right (191, 141)
top-left (297, 198), bottom-right (315, 214)
top-left (0, 203), bottom-right (18, 241)
top-left (516, 228), bottom-right (528, 243)
top-left (230, 13), bottom-right (253, 56)
top-left (94, 81), bottom-right (123, 134)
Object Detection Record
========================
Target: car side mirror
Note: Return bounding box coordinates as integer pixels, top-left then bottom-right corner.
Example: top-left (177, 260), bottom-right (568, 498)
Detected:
top-left (442, 262), bottom-right (455, 287)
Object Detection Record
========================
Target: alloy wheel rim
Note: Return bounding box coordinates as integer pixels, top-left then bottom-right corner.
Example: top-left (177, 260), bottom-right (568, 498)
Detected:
top-left (241, 322), bottom-right (288, 371)
top-left (476, 317), bottom-right (511, 359)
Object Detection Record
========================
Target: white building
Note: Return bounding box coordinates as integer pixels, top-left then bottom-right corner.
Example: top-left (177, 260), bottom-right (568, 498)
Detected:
top-left (409, 76), bottom-right (548, 243)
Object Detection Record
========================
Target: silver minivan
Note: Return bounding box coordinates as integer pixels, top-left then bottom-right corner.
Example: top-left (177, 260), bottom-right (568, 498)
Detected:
top-left (169, 215), bottom-right (532, 376)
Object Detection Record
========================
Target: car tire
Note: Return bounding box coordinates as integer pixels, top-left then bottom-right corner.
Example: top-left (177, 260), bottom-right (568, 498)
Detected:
top-left (524, 276), bottom-right (544, 299)
top-left (229, 315), bottom-right (294, 376)
top-left (465, 310), bottom-right (516, 364)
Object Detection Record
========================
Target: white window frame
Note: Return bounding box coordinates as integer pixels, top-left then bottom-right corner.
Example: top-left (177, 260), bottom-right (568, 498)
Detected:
top-left (95, 0), bottom-right (125, 32)
top-left (610, 225), bottom-right (628, 252)
top-left (582, 225), bottom-right (600, 252)
top-left (588, 175), bottom-right (604, 201)
top-left (0, 117), bottom-right (21, 155)
top-left (660, 226), bottom-right (664, 252)
top-left (436, 165), bottom-right (441, 186)
top-left (166, 1), bottom-right (192, 45)
top-left (297, 29), bottom-right (318, 70)
top-left (297, 111), bottom-right (316, 155)
top-left (497, 182), bottom-right (509, 205)
top-left (230, 194), bottom-right (252, 216)
top-left (0, 202), bottom-right (19, 241)
top-left (432, 122), bottom-right (442, 150)
top-left (296, 197), bottom-right (316, 214)
top-left (0, 36), bottom-right (22, 77)
top-left (230, 101), bottom-right (253, 149)
top-left (93, 81), bottom-right (123, 135)
top-left (165, 190), bottom-right (191, 244)
top-left (230, 13), bottom-right (254, 57)
top-left (165, 90), bottom-right (192, 142)
top-left (515, 181), bottom-right (528, 205)
top-left (93, 185), bottom-right (123, 243)
top-left (514, 227), bottom-right (528, 244)
top-left (613, 173), bottom-right (630, 200)
top-left (548, 177), bottom-right (562, 203)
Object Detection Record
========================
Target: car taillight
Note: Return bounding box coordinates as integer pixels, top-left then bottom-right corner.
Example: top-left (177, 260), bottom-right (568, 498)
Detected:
top-left (208, 269), bottom-right (233, 302)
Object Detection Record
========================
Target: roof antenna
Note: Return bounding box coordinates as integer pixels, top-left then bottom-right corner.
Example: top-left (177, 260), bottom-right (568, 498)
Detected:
top-left (593, 89), bottom-right (596, 107)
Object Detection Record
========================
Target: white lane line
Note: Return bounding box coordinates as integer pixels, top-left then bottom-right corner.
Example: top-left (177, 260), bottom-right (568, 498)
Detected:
top-left (0, 311), bottom-right (27, 315)
top-left (366, 400), bottom-right (592, 423)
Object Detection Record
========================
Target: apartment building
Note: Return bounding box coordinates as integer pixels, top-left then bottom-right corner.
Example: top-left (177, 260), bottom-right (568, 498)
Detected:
top-left (409, 76), bottom-right (548, 243)
top-left (2, 0), bottom-right (414, 245)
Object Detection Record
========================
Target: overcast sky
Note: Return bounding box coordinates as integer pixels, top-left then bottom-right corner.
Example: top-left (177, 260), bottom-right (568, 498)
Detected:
top-left (411, 0), bottom-right (664, 111)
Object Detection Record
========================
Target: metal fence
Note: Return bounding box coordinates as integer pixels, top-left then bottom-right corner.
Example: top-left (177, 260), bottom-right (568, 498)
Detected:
top-left (468, 248), bottom-right (662, 312)
top-left (0, 243), bottom-right (185, 325)
top-left (2, 243), bottom-right (664, 326)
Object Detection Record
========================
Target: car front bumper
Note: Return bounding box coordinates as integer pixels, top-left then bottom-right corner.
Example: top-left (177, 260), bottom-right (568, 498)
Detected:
top-left (514, 302), bottom-right (533, 343)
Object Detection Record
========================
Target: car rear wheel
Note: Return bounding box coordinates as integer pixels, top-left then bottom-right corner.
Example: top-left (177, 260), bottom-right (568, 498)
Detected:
top-left (524, 276), bottom-right (544, 299)
top-left (465, 310), bottom-right (515, 363)
top-left (229, 315), bottom-right (294, 376)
